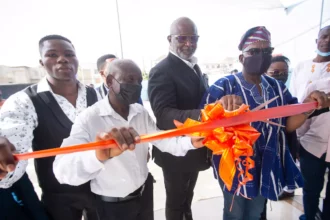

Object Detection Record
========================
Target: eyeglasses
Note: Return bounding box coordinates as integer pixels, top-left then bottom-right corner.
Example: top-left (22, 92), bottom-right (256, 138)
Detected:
top-left (267, 70), bottom-right (288, 76)
top-left (243, 47), bottom-right (274, 56)
top-left (172, 35), bottom-right (199, 44)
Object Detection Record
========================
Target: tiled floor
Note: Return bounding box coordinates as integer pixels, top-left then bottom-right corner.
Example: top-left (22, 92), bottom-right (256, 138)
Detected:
top-left (155, 197), bottom-right (304, 220)
top-left (152, 164), bottom-right (324, 220)
top-left (27, 159), bottom-right (327, 220)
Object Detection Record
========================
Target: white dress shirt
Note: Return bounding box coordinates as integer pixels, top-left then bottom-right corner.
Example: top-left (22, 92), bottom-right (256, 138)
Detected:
top-left (289, 59), bottom-right (330, 102)
top-left (53, 98), bottom-right (195, 197)
top-left (297, 77), bottom-right (330, 162)
top-left (289, 59), bottom-right (330, 162)
top-left (0, 77), bottom-right (88, 188)
top-left (169, 51), bottom-right (198, 73)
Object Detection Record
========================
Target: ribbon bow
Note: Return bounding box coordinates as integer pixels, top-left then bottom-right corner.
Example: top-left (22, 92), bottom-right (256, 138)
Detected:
top-left (177, 103), bottom-right (260, 191)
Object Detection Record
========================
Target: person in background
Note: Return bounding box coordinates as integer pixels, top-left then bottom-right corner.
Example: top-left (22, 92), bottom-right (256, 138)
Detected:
top-left (266, 55), bottom-right (299, 167)
top-left (148, 17), bottom-right (210, 220)
top-left (289, 25), bottom-right (330, 220)
top-left (0, 90), bottom-right (5, 108)
top-left (0, 136), bottom-right (49, 220)
top-left (203, 73), bottom-right (209, 87)
top-left (0, 35), bottom-right (99, 220)
top-left (200, 26), bottom-right (329, 220)
top-left (230, 69), bottom-right (238, 75)
top-left (53, 59), bottom-right (206, 220)
top-left (95, 54), bottom-right (117, 99)
top-left (266, 55), bottom-right (290, 84)
top-left (260, 55), bottom-right (299, 220)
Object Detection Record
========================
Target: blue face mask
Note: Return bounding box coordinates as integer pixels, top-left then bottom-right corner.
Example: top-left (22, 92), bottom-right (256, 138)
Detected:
top-left (316, 49), bottom-right (330, 57)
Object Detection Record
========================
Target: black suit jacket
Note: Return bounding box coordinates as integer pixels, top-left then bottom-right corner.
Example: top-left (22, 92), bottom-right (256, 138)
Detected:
top-left (148, 53), bottom-right (211, 172)
top-left (95, 83), bottom-right (108, 99)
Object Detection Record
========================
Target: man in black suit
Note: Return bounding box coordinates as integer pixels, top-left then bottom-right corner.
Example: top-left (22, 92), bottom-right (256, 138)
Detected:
top-left (95, 54), bottom-right (117, 99)
top-left (148, 17), bottom-right (210, 220)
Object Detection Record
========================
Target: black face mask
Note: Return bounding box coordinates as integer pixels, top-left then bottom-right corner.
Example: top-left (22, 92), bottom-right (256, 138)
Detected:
top-left (273, 75), bottom-right (288, 84)
top-left (243, 53), bottom-right (272, 75)
top-left (111, 79), bottom-right (142, 105)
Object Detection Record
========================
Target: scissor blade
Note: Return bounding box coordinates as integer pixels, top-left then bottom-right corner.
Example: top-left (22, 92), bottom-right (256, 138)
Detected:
top-left (252, 96), bottom-right (279, 112)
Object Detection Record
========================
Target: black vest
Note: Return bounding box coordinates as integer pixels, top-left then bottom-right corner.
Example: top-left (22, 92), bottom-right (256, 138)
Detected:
top-left (25, 85), bottom-right (98, 193)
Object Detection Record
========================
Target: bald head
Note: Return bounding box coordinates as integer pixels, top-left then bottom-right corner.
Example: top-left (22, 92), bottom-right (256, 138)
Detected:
top-left (170, 17), bottom-right (197, 35)
top-left (319, 25), bottom-right (330, 36)
top-left (168, 17), bottom-right (198, 61)
top-left (105, 59), bottom-right (143, 106)
top-left (105, 59), bottom-right (142, 90)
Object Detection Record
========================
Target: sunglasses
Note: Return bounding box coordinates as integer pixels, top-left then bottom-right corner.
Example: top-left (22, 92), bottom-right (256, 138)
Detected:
top-left (267, 70), bottom-right (288, 76)
top-left (243, 47), bottom-right (274, 56)
top-left (172, 35), bottom-right (199, 44)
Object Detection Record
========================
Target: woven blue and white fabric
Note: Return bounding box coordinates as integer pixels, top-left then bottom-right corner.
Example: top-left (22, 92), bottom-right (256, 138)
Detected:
top-left (200, 72), bottom-right (303, 201)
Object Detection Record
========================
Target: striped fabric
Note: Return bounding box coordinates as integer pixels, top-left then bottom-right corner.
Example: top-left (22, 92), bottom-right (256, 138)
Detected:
top-left (200, 72), bottom-right (303, 201)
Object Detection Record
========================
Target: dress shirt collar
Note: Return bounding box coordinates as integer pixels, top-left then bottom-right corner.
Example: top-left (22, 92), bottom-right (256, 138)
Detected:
top-left (169, 51), bottom-right (198, 69)
top-left (98, 97), bottom-right (144, 121)
top-left (37, 77), bottom-right (84, 94)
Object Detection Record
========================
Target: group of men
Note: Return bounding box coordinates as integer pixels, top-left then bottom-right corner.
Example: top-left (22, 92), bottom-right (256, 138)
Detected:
top-left (0, 16), bottom-right (329, 220)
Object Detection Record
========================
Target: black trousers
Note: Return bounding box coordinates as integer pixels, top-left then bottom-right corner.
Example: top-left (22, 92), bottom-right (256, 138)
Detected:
top-left (300, 147), bottom-right (330, 220)
top-left (163, 169), bottom-right (199, 220)
top-left (0, 172), bottom-right (49, 220)
top-left (96, 173), bottom-right (154, 220)
top-left (42, 190), bottom-right (99, 220)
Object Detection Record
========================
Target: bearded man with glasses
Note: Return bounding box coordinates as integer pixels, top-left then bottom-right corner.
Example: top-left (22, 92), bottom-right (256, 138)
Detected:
top-left (148, 17), bottom-right (210, 220)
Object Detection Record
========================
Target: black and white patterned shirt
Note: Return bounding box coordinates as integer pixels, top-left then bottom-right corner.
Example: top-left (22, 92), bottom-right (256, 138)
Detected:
top-left (0, 77), bottom-right (89, 188)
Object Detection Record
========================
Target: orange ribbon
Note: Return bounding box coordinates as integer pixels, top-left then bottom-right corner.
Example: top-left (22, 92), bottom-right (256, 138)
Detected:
top-left (177, 103), bottom-right (260, 191)
top-left (14, 102), bottom-right (317, 161)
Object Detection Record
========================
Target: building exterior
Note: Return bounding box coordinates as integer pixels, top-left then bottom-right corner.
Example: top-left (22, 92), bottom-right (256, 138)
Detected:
top-left (0, 64), bottom-right (101, 98)
top-left (152, 55), bottom-right (240, 76)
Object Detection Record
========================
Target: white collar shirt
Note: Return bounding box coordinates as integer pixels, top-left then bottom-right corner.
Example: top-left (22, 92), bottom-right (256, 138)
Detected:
top-left (53, 98), bottom-right (195, 197)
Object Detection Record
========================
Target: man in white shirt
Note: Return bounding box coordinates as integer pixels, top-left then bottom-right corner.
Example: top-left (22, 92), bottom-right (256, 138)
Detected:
top-left (289, 25), bottom-right (330, 220)
top-left (95, 54), bottom-right (154, 218)
top-left (0, 35), bottom-right (99, 220)
top-left (53, 59), bottom-right (205, 220)
top-left (290, 26), bottom-right (330, 101)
